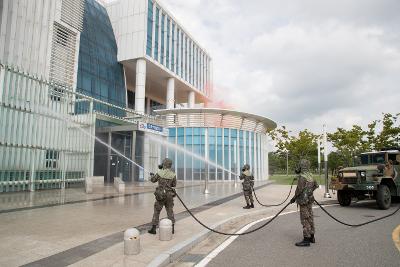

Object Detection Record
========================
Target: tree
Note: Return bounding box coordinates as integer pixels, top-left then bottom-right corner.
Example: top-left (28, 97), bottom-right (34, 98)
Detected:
top-left (269, 128), bottom-right (318, 172)
top-left (327, 125), bottom-right (368, 167)
top-left (368, 113), bottom-right (400, 150)
top-left (328, 112), bottom-right (400, 167)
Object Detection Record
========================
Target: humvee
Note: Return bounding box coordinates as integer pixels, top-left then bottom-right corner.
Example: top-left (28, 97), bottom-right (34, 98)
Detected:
top-left (330, 149), bottom-right (400, 210)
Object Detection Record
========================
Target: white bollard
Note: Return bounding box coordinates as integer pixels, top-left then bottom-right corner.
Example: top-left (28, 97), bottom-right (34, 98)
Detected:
top-left (159, 219), bottom-right (173, 241)
top-left (124, 228), bottom-right (140, 255)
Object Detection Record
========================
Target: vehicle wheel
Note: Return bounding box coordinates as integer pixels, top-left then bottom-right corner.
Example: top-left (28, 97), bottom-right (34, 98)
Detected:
top-left (376, 185), bottom-right (391, 210)
top-left (337, 190), bottom-right (351, 206)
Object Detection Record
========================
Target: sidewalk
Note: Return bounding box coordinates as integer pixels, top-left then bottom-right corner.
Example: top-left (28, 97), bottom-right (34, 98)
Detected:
top-left (0, 181), bottom-right (337, 267)
top-left (65, 185), bottom-right (334, 267)
top-left (0, 181), bottom-right (274, 266)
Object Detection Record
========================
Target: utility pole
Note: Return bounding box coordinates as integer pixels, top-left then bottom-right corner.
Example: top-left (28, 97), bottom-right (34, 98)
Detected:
top-left (323, 124), bottom-right (331, 198)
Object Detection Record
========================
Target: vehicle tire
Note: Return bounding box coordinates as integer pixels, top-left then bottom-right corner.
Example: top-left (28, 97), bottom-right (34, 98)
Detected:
top-left (337, 190), bottom-right (351, 206)
top-left (376, 185), bottom-right (391, 210)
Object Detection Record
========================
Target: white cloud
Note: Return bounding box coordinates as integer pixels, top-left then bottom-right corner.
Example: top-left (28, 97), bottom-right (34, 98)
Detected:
top-left (159, 0), bottom-right (400, 134)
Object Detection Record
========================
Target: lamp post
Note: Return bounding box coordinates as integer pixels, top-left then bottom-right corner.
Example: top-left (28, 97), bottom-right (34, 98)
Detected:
top-left (323, 124), bottom-right (331, 198)
top-left (204, 128), bottom-right (209, 194)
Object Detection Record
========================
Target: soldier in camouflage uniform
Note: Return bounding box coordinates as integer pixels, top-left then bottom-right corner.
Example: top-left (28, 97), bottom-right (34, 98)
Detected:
top-left (240, 164), bottom-right (255, 209)
top-left (148, 158), bottom-right (177, 235)
top-left (290, 159), bottom-right (318, 247)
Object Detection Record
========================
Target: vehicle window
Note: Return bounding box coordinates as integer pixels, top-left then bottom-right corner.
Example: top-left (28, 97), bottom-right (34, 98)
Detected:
top-left (388, 154), bottom-right (399, 165)
top-left (371, 153), bottom-right (385, 164)
top-left (360, 155), bottom-right (369, 165)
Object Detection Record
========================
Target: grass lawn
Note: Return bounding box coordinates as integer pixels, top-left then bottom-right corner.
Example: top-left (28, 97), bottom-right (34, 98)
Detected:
top-left (270, 174), bottom-right (328, 185)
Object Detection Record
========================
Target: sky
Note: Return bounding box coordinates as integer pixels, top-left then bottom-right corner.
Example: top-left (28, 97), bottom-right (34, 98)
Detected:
top-left (158, 0), bottom-right (400, 136)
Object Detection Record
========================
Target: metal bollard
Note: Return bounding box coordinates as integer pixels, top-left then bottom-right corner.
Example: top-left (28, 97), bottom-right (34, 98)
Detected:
top-left (159, 218), bottom-right (173, 241)
top-left (124, 228), bottom-right (140, 255)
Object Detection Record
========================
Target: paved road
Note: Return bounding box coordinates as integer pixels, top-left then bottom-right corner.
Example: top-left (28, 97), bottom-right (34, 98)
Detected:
top-left (207, 201), bottom-right (400, 267)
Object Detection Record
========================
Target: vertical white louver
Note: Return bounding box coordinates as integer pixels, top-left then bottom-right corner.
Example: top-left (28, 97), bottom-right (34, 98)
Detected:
top-left (50, 22), bottom-right (77, 88)
top-left (61, 0), bottom-right (85, 32)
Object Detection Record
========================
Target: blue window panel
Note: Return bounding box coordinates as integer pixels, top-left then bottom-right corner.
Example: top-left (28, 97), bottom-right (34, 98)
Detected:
top-left (246, 131), bottom-right (250, 165)
top-left (169, 127), bottom-right (176, 136)
top-left (209, 128), bottom-right (215, 136)
top-left (161, 13), bottom-right (165, 64)
top-left (217, 128), bottom-right (222, 137)
top-left (146, 0), bottom-right (153, 56)
top-left (177, 127), bottom-right (184, 136)
top-left (186, 131), bottom-right (192, 145)
top-left (186, 127), bottom-right (193, 135)
top-left (154, 8), bottom-right (159, 61)
top-left (166, 18), bottom-right (170, 68)
top-left (193, 135), bottom-right (201, 145)
top-left (224, 144), bottom-right (230, 170)
top-left (231, 129), bottom-right (237, 138)
top-left (177, 136), bottom-right (184, 145)
top-left (209, 144), bottom-right (216, 161)
top-left (193, 127), bottom-right (201, 135)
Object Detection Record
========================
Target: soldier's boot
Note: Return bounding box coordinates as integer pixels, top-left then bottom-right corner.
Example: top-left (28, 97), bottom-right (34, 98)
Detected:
top-left (243, 204), bottom-right (251, 209)
top-left (295, 237), bottom-right (310, 247)
top-left (172, 224), bottom-right (175, 234)
top-left (250, 203), bottom-right (254, 208)
top-left (310, 234), bottom-right (315, 243)
top-left (148, 225), bottom-right (157, 235)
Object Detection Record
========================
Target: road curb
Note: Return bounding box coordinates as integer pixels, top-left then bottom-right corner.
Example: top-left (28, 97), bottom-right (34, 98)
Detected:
top-left (146, 206), bottom-right (288, 267)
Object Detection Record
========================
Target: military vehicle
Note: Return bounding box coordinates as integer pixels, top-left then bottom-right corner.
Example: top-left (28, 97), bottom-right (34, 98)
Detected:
top-left (330, 149), bottom-right (400, 210)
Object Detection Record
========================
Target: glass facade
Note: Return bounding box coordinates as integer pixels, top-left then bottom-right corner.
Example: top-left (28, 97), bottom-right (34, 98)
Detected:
top-left (167, 127), bottom-right (266, 181)
top-left (146, 0), bottom-right (153, 56)
top-left (76, 0), bottom-right (126, 117)
top-left (145, 1), bottom-right (211, 95)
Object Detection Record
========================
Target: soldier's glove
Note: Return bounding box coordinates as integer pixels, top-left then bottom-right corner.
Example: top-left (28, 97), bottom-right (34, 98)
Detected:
top-left (158, 164), bottom-right (163, 170)
top-left (150, 172), bottom-right (154, 176)
top-left (290, 196), bottom-right (296, 204)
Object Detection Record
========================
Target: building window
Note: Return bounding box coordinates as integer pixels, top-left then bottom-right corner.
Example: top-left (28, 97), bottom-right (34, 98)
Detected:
top-left (154, 7), bottom-right (160, 61)
top-left (175, 28), bottom-right (179, 74)
top-left (146, 0), bottom-right (153, 56)
top-left (166, 18), bottom-right (170, 68)
top-left (180, 32), bottom-right (184, 78)
top-left (171, 22), bottom-right (175, 71)
top-left (185, 37), bottom-right (188, 81)
top-left (45, 150), bottom-right (59, 169)
top-left (161, 13), bottom-right (165, 65)
top-left (189, 41), bottom-right (192, 84)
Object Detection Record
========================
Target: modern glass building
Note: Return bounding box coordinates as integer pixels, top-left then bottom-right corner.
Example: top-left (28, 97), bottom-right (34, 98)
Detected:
top-left (156, 108), bottom-right (276, 181)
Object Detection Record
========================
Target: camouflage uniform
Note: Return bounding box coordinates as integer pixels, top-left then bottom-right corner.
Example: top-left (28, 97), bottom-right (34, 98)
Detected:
top-left (292, 159), bottom-right (318, 246)
top-left (240, 164), bottom-right (255, 209)
top-left (148, 158), bottom-right (177, 234)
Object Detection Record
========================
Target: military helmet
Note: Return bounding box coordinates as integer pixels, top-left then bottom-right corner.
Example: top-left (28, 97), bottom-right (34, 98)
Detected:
top-left (162, 158), bottom-right (173, 169)
top-left (243, 164), bottom-right (250, 171)
top-left (298, 159), bottom-right (310, 173)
